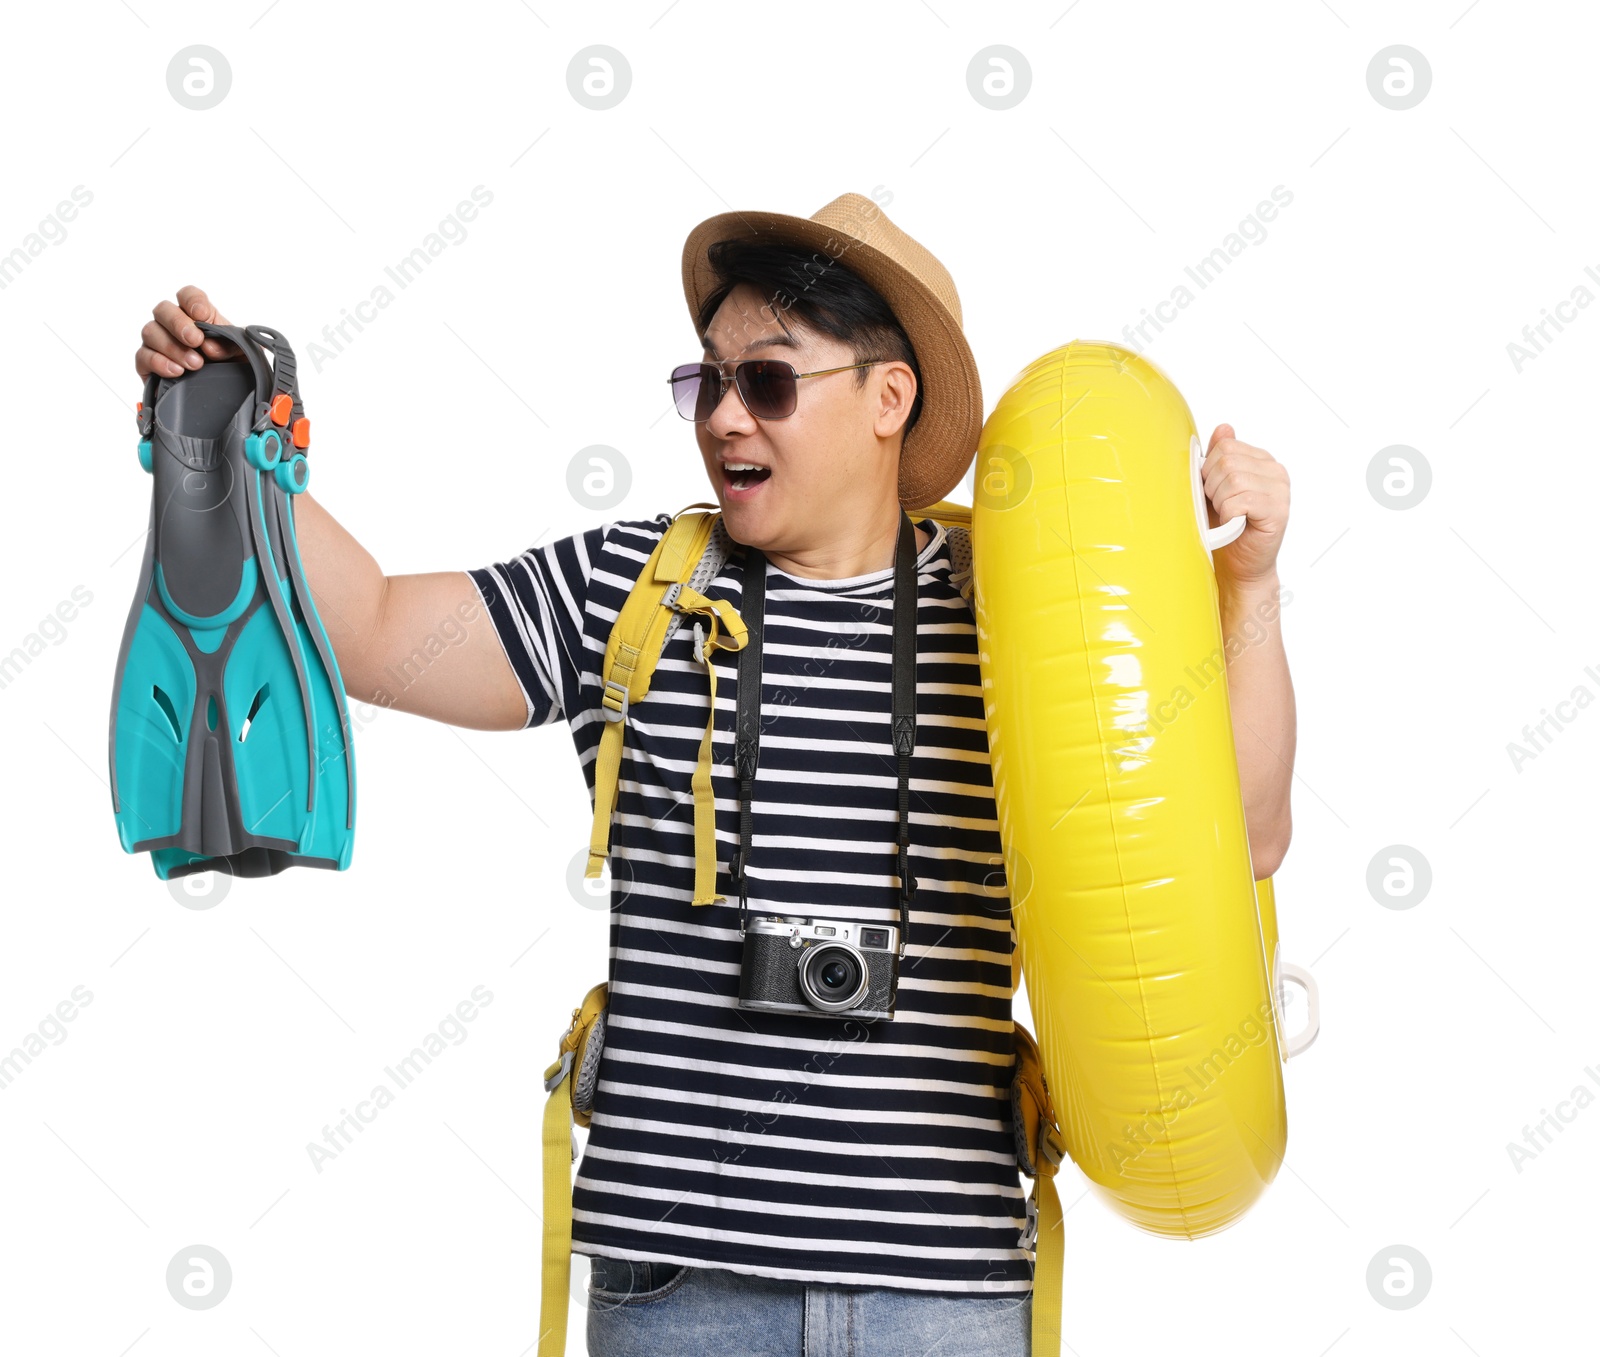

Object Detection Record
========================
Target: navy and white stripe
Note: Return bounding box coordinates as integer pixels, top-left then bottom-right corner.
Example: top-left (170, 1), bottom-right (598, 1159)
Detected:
top-left (468, 515), bottom-right (1029, 1293)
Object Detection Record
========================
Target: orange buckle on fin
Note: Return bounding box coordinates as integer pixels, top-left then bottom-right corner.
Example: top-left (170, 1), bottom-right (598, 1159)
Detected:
top-left (291, 417), bottom-right (310, 449)
top-left (270, 393), bottom-right (293, 426)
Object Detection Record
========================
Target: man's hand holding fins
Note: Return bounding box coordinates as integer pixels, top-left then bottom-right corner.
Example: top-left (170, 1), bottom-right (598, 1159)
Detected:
top-left (129, 286), bottom-right (532, 736)
top-left (136, 286), bottom-right (242, 378)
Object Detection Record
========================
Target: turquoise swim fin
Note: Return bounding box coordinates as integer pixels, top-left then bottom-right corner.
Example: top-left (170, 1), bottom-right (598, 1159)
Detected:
top-left (109, 324), bottom-right (356, 881)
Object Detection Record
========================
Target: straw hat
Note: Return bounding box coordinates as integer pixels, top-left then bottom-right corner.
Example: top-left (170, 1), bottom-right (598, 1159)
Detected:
top-left (680, 192), bottom-right (982, 510)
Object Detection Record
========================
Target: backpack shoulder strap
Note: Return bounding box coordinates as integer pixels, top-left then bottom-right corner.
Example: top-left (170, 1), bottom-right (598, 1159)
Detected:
top-left (538, 980), bottom-right (610, 1357)
top-left (946, 522), bottom-right (974, 603)
top-left (1011, 1019), bottom-right (1066, 1355)
top-left (911, 498), bottom-right (974, 603)
top-left (585, 504), bottom-right (745, 905)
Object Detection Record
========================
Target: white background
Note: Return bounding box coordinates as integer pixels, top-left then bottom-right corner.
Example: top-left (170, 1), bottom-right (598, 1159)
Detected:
top-left (2, 1), bottom-right (1596, 1353)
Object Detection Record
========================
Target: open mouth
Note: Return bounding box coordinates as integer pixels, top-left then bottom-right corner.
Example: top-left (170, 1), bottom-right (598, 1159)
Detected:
top-left (722, 464), bottom-right (773, 497)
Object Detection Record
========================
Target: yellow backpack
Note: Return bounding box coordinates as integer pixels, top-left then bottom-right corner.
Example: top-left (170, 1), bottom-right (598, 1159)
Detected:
top-left (537, 501), bottom-right (1066, 1357)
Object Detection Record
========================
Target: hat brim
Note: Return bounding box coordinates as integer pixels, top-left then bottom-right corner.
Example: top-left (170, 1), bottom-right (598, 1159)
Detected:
top-left (682, 209), bottom-right (981, 509)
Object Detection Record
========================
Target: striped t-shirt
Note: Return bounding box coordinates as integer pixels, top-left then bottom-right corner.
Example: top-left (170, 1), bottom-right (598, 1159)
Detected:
top-left (467, 513), bottom-right (1030, 1293)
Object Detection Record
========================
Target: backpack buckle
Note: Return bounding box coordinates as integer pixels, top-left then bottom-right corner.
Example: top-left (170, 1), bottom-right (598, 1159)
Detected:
top-left (601, 679), bottom-right (630, 722)
top-left (543, 1048), bottom-right (574, 1095)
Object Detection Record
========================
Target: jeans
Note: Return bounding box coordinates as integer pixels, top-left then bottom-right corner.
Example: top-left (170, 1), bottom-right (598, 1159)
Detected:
top-left (584, 1255), bottom-right (1032, 1357)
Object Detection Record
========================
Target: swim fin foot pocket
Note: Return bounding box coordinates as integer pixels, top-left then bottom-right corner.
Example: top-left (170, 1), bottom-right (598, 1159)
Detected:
top-left (110, 324), bottom-right (357, 882)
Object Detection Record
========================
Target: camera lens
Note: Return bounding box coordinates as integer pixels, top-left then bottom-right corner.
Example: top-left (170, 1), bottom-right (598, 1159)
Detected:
top-left (797, 943), bottom-right (868, 1013)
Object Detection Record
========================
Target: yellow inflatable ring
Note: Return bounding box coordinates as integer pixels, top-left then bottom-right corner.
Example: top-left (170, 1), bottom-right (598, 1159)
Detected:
top-left (970, 340), bottom-right (1314, 1238)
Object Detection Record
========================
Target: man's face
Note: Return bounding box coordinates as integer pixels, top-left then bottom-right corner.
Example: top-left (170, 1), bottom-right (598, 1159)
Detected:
top-left (693, 282), bottom-right (912, 549)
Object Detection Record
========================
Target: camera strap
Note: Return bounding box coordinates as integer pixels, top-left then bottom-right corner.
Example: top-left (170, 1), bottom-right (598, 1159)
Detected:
top-left (729, 509), bottom-right (919, 957)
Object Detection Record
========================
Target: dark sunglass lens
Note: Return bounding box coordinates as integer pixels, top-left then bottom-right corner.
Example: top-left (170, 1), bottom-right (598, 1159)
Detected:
top-left (738, 361), bottom-right (797, 420)
top-left (669, 363), bottom-right (711, 421)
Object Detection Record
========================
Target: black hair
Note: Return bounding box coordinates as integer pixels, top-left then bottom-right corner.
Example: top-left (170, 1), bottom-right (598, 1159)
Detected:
top-left (694, 238), bottom-right (923, 440)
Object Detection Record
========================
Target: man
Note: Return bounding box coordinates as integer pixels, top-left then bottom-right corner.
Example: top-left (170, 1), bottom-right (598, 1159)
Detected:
top-left (134, 192), bottom-right (1294, 1356)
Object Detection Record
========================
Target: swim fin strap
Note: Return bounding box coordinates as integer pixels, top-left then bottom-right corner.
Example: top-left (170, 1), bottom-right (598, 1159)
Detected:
top-left (109, 323), bottom-right (356, 881)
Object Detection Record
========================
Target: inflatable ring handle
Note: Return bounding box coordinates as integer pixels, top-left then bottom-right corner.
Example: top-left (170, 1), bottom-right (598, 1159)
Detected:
top-left (1207, 514), bottom-right (1248, 552)
top-left (1279, 961), bottom-right (1320, 1058)
top-left (1190, 434), bottom-right (1247, 553)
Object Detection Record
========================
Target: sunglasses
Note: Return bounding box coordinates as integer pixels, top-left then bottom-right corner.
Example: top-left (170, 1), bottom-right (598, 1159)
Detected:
top-left (668, 357), bottom-right (887, 423)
